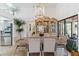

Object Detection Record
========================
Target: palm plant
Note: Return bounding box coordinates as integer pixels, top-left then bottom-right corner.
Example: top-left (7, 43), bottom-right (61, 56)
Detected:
top-left (14, 18), bottom-right (25, 40)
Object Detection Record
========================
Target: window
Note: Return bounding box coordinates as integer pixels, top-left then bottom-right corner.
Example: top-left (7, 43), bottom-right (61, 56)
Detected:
top-left (59, 15), bottom-right (78, 38)
top-left (0, 17), bottom-right (12, 46)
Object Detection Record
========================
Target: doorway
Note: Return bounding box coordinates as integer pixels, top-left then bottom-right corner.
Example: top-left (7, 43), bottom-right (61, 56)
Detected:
top-left (0, 17), bottom-right (12, 46)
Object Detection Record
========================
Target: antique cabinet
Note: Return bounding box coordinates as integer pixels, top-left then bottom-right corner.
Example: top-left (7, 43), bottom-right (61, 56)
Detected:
top-left (35, 16), bottom-right (58, 36)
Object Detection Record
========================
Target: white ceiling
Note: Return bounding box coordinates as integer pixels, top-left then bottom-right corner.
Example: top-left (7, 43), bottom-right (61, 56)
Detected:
top-left (0, 3), bottom-right (57, 21)
top-left (13, 3), bottom-right (57, 8)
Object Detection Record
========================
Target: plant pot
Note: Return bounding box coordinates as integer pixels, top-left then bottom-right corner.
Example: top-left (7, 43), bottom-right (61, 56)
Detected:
top-left (71, 50), bottom-right (79, 56)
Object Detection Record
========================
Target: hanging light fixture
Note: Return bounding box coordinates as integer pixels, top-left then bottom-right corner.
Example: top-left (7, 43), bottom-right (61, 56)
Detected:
top-left (34, 3), bottom-right (46, 18)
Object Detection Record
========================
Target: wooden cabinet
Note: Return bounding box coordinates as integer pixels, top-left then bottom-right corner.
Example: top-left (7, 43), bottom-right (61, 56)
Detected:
top-left (35, 16), bottom-right (58, 36)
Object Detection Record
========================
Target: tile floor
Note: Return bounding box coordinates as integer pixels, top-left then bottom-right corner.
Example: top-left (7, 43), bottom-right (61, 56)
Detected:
top-left (0, 46), bottom-right (70, 56)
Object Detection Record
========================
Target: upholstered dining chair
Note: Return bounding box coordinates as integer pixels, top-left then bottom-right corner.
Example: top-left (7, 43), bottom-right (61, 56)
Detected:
top-left (43, 37), bottom-right (56, 56)
top-left (14, 39), bottom-right (28, 56)
top-left (27, 37), bottom-right (41, 56)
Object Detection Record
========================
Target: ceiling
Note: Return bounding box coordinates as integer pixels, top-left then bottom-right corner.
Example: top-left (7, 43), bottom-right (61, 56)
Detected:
top-left (13, 3), bottom-right (57, 8)
top-left (0, 3), bottom-right (57, 10)
top-left (0, 3), bottom-right (57, 21)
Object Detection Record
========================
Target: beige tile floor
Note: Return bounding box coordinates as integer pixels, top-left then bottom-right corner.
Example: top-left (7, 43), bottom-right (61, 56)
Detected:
top-left (0, 46), bottom-right (13, 56)
top-left (0, 46), bottom-right (70, 56)
top-left (0, 46), bottom-right (27, 56)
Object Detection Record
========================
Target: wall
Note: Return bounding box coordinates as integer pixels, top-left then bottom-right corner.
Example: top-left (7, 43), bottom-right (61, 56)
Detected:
top-left (55, 3), bottom-right (79, 20)
top-left (1, 3), bottom-right (79, 45)
top-left (55, 3), bottom-right (79, 51)
top-left (14, 6), bottom-right (56, 38)
top-left (0, 5), bottom-right (57, 45)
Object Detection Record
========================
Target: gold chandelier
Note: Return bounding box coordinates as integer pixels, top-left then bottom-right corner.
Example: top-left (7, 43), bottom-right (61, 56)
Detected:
top-left (34, 3), bottom-right (46, 17)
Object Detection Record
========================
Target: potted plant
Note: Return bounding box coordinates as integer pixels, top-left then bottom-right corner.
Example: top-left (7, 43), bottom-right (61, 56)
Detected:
top-left (66, 39), bottom-right (78, 55)
top-left (14, 18), bottom-right (25, 40)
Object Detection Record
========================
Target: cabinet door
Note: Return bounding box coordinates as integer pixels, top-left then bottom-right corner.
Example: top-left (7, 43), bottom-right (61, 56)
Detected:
top-left (51, 24), bottom-right (56, 32)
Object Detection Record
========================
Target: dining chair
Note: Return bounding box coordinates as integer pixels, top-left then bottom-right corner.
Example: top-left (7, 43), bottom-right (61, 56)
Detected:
top-left (27, 37), bottom-right (41, 56)
top-left (43, 37), bottom-right (56, 56)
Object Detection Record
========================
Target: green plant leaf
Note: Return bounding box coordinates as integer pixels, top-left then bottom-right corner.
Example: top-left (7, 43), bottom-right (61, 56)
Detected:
top-left (14, 18), bottom-right (25, 28)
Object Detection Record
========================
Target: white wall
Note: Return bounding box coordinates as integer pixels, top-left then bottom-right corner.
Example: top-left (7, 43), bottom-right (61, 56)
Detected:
top-left (0, 5), bottom-right (56, 45)
top-left (45, 7), bottom-right (56, 17)
top-left (55, 3), bottom-right (79, 20)
top-left (1, 3), bottom-right (79, 45)
top-left (14, 6), bottom-right (56, 38)
top-left (55, 3), bottom-right (79, 51)
top-left (14, 3), bottom-right (79, 39)
top-left (15, 7), bottom-right (56, 20)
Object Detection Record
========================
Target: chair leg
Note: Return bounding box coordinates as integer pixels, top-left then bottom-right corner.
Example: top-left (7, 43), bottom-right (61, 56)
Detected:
top-left (27, 52), bottom-right (29, 56)
top-left (40, 52), bottom-right (41, 56)
top-left (42, 51), bottom-right (44, 56)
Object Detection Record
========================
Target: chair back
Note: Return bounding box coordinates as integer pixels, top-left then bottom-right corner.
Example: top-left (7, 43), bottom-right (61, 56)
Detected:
top-left (28, 37), bottom-right (40, 53)
top-left (44, 37), bottom-right (56, 52)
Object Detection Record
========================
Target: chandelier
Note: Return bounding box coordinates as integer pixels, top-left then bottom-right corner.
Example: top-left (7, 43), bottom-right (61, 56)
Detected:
top-left (34, 3), bottom-right (46, 18)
